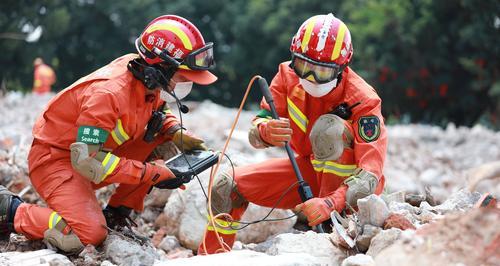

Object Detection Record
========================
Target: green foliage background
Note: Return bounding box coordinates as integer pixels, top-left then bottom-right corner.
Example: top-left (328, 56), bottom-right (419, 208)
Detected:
top-left (1, 0), bottom-right (499, 127)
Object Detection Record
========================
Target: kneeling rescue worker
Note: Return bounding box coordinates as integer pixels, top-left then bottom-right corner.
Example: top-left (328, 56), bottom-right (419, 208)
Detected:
top-left (0, 15), bottom-right (216, 253)
top-left (199, 13), bottom-right (387, 254)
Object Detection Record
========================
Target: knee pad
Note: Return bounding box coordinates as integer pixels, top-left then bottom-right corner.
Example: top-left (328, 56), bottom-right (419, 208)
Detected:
top-left (211, 172), bottom-right (247, 214)
top-left (43, 214), bottom-right (84, 253)
top-left (309, 114), bottom-right (354, 161)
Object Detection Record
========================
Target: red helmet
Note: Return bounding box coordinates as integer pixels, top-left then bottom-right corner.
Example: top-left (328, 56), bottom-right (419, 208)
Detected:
top-left (135, 15), bottom-right (217, 85)
top-left (289, 14), bottom-right (353, 84)
top-left (290, 13), bottom-right (353, 66)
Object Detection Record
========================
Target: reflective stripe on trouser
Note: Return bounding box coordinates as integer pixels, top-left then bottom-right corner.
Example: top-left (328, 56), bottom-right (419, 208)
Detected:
top-left (198, 207), bottom-right (247, 255)
top-left (48, 211), bottom-right (67, 232)
top-left (198, 156), bottom-right (321, 255)
top-left (206, 216), bottom-right (240, 235)
top-left (311, 159), bottom-right (356, 177)
top-left (16, 160), bottom-right (108, 246)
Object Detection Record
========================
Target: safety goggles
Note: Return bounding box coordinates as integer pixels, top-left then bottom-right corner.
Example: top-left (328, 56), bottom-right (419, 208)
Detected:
top-left (139, 39), bottom-right (215, 70)
top-left (290, 53), bottom-right (341, 84)
top-left (181, 42), bottom-right (215, 70)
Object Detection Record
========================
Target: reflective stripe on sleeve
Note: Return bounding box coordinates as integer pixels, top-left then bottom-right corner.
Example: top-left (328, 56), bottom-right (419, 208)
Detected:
top-left (311, 159), bottom-right (356, 177)
top-left (110, 119), bottom-right (130, 145)
top-left (100, 152), bottom-right (120, 181)
top-left (287, 97), bottom-right (308, 132)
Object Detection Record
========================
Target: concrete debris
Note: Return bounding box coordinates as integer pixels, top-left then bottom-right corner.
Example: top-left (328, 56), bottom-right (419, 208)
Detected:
top-left (1, 94), bottom-right (500, 265)
top-left (0, 249), bottom-right (73, 266)
top-left (78, 245), bottom-right (100, 265)
top-left (374, 208), bottom-right (499, 266)
top-left (421, 189), bottom-right (482, 214)
top-left (383, 213), bottom-right (416, 230)
top-left (355, 225), bottom-right (381, 252)
top-left (466, 160), bottom-right (500, 191)
top-left (158, 235), bottom-right (181, 252)
top-left (100, 261), bottom-right (117, 266)
top-left (357, 194), bottom-right (390, 227)
top-left (381, 191), bottom-right (405, 205)
top-left (103, 234), bottom-right (159, 266)
top-left (341, 254), bottom-right (375, 266)
top-left (159, 168), bottom-right (296, 250)
top-left (253, 231), bottom-right (347, 265)
top-left (366, 228), bottom-right (402, 257)
top-left (153, 249), bottom-right (330, 266)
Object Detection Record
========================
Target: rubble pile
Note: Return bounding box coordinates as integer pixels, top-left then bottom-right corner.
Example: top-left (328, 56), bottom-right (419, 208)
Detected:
top-left (0, 93), bottom-right (498, 265)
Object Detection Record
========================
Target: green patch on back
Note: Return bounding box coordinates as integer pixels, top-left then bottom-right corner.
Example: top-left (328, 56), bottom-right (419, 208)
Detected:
top-left (77, 126), bottom-right (109, 144)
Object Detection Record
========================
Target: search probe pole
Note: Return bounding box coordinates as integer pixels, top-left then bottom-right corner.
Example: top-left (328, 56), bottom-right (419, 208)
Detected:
top-left (257, 77), bottom-right (325, 233)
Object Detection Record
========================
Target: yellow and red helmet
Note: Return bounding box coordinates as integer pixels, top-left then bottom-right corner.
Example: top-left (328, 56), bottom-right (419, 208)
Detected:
top-left (289, 14), bottom-right (353, 83)
top-left (135, 15), bottom-right (217, 85)
top-left (291, 13), bottom-right (353, 65)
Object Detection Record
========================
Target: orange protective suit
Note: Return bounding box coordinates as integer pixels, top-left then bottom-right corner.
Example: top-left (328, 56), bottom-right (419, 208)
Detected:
top-left (14, 54), bottom-right (179, 246)
top-left (200, 62), bottom-right (387, 254)
top-left (33, 63), bottom-right (56, 94)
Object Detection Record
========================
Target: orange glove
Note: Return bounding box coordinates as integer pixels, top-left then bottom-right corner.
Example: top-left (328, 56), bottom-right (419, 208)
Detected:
top-left (295, 197), bottom-right (336, 226)
top-left (142, 160), bottom-right (176, 186)
top-left (295, 186), bottom-right (347, 226)
top-left (258, 118), bottom-right (292, 147)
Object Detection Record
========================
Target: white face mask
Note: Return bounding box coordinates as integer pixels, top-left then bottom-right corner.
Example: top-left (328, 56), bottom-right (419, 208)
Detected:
top-left (299, 78), bottom-right (338, 98)
top-left (160, 81), bottom-right (193, 103)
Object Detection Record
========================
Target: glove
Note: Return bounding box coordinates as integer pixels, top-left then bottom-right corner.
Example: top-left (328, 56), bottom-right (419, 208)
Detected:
top-left (142, 160), bottom-right (176, 186)
top-left (172, 129), bottom-right (207, 151)
top-left (295, 196), bottom-right (337, 226)
top-left (258, 118), bottom-right (292, 147)
top-left (344, 168), bottom-right (378, 207)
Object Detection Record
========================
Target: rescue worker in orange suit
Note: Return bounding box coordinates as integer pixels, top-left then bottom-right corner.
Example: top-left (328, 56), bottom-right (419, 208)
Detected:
top-left (199, 13), bottom-right (387, 254)
top-left (0, 15), bottom-right (217, 253)
top-left (32, 57), bottom-right (56, 94)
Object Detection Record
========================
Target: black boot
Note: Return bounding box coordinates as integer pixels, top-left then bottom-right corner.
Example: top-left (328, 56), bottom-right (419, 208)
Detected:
top-left (102, 205), bottom-right (136, 230)
top-left (0, 185), bottom-right (22, 239)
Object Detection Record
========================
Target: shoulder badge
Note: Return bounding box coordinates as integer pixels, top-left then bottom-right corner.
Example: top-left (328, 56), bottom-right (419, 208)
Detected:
top-left (358, 116), bottom-right (380, 142)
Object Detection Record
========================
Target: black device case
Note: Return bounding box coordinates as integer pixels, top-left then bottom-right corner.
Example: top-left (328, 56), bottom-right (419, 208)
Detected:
top-left (154, 150), bottom-right (219, 189)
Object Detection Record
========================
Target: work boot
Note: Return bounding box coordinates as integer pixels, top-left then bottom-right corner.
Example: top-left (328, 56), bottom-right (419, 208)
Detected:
top-left (102, 205), bottom-right (136, 230)
top-left (0, 185), bottom-right (23, 239)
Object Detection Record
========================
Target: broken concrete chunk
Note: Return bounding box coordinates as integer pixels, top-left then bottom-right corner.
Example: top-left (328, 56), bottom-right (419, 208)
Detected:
top-left (357, 194), bottom-right (390, 227)
top-left (422, 189), bottom-right (482, 214)
top-left (341, 254), bottom-right (376, 266)
top-left (366, 228), bottom-right (402, 257)
top-left (383, 213), bottom-right (416, 230)
top-left (103, 234), bottom-right (159, 266)
top-left (158, 235), bottom-right (181, 252)
top-left (255, 231), bottom-right (347, 265)
top-left (355, 224), bottom-right (381, 252)
top-left (0, 249), bottom-right (73, 266)
top-left (153, 249), bottom-right (332, 266)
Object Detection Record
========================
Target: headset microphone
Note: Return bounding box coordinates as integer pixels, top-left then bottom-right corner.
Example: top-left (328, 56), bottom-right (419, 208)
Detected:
top-left (166, 89), bottom-right (189, 114)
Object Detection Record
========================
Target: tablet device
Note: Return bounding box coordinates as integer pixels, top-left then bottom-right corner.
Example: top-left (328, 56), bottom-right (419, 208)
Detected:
top-left (154, 150), bottom-right (219, 189)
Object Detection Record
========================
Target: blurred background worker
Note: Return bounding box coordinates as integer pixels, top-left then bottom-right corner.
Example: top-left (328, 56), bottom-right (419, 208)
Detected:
top-left (0, 15), bottom-right (216, 253)
top-left (199, 13), bottom-right (387, 254)
top-left (32, 57), bottom-right (56, 94)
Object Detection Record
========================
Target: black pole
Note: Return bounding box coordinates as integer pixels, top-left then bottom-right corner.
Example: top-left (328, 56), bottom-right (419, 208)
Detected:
top-left (257, 77), bottom-right (325, 233)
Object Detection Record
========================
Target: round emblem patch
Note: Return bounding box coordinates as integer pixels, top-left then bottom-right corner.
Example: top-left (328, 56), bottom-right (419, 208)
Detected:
top-left (358, 116), bottom-right (380, 142)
